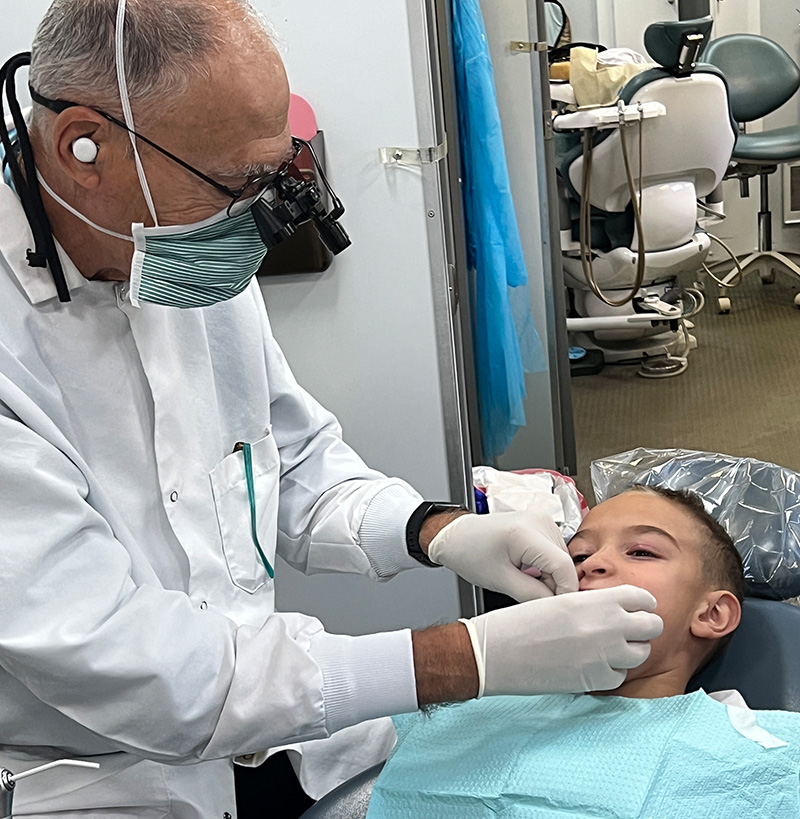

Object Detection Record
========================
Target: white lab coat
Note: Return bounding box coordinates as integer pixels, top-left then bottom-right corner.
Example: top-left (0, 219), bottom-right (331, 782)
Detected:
top-left (0, 183), bottom-right (425, 816)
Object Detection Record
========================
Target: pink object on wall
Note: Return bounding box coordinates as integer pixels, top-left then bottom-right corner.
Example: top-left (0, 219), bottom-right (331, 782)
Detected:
top-left (289, 94), bottom-right (318, 141)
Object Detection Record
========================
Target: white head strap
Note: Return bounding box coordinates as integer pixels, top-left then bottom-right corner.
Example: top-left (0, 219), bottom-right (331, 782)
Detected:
top-left (115, 0), bottom-right (160, 226)
top-left (36, 171), bottom-right (134, 242)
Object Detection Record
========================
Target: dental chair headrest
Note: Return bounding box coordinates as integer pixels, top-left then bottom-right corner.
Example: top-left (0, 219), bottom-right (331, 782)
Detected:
top-left (689, 598), bottom-right (800, 712)
top-left (644, 16), bottom-right (713, 75)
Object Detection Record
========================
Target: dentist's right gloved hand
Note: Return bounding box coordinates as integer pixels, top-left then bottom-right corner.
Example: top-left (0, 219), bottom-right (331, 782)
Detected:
top-left (459, 585), bottom-right (662, 696)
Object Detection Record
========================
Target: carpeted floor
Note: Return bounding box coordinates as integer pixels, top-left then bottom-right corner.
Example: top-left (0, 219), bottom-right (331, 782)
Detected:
top-left (571, 269), bottom-right (800, 503)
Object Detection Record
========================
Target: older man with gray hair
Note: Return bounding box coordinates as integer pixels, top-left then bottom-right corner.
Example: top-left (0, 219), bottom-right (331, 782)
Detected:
top-left (0, 0), bottom-right (662, 816)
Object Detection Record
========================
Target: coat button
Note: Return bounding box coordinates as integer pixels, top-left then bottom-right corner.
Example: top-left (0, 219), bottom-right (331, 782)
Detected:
top-left (199, 601), bottom-right (208, 611)
top-left (169, 491), bottom-right (179, 502)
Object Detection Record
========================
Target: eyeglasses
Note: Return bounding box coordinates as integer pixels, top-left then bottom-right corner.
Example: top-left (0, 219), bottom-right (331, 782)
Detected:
top-left (29, 87), bottom-right (302, 217)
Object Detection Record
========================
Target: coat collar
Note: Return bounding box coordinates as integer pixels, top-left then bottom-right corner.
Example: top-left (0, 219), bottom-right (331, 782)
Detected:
top-left (0, 182), bottom-right (86, 305)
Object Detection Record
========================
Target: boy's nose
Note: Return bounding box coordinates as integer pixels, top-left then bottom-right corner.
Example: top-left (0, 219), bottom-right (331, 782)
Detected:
top-left (577, 553), bottom-right (612, 580)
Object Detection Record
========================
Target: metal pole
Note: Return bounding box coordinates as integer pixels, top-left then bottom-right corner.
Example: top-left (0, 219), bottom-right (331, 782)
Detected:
top-left (1, 769), bottom-right (14, 819)
top-left (679, 0), bottom-right (711, 20)
top-left (529, 0), bottom-right (578, 475)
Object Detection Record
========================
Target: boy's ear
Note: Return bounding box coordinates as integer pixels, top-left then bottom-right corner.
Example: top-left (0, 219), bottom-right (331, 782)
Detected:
top-left (691, 590), bottom-right (742, 641)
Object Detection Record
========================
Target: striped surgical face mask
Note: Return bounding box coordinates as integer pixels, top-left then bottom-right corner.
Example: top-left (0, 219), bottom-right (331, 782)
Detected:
top-left (37, 173), bottom-right (267, 308)
top-left (127, 206), bottom-right (268, 308)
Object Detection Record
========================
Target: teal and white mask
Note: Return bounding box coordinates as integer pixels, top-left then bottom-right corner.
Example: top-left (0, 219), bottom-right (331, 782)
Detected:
top-left (38, 175), bottom-right (268, 309)
top-left (128, 210), bottom-right (267, 308)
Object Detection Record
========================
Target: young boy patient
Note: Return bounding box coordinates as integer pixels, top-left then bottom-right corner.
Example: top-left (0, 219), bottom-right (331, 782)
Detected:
top-left (569, 484), bottom-right (744, 699)
top-left (367, 486), bottom-right (800, 819)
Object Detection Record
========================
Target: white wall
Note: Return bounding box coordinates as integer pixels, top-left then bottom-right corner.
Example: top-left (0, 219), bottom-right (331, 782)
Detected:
top-left (760, 2), bottom-right (800, 254)
top-left (1, 0), bottom-right (53, 102)
top-left (0, 2), bottom-right (52, 60)
top-left (561, 0), bottom-right (599, 44)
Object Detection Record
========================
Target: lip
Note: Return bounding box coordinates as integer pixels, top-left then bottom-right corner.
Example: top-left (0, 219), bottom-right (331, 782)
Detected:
top-left (579, 581), bottom-right (614, 592)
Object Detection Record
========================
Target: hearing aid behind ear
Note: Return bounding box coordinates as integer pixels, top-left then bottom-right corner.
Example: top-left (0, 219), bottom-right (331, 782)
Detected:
top-left (71, 137), bottom-right (98, 163)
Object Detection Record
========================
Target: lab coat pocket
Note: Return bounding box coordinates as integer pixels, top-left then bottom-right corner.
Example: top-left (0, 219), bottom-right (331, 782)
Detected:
top-left (210, 430), bottom-right (280, 593)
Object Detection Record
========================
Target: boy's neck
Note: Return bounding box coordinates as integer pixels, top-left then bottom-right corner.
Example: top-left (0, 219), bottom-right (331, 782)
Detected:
top-left (592, 663), bottom-right (692, 699)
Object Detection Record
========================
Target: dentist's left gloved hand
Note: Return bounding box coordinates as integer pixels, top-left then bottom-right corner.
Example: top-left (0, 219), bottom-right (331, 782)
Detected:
top-left (426, 510), bottom-right (578, 602)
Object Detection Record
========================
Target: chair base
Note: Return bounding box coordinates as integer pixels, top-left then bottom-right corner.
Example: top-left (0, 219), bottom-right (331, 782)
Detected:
top-left (570, 324), bottom-right (696, 374)
top-left (709, 250), bottom-right (800, 312)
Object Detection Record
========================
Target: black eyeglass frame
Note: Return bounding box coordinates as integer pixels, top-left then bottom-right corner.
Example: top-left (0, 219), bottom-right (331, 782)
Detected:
top-left (29, 87), bottom-right (303, 215)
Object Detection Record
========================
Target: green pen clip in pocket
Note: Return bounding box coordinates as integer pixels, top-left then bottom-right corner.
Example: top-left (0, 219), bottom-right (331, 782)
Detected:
top-left (234, 441), bottom-right (275, 580)
top-left (210, 431), bottom-right (279, 594)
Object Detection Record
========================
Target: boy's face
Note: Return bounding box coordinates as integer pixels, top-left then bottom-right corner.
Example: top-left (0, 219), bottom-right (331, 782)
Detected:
top-left (568, 491), bottom-right (715, 681)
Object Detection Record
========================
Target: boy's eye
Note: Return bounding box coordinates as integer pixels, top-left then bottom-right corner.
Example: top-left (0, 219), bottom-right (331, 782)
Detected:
top-left (630, 548), bottom-right (657, 558)
top-left (571, 554), bottom-right (589, 564)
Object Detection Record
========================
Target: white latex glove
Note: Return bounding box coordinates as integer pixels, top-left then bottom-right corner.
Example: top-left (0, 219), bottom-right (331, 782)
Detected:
top-left (460, 585), bottom-right (663, 696)
top-left (427, 510), bottom-right (578, 601)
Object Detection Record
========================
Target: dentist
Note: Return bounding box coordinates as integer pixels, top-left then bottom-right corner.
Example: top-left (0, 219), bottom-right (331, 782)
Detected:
top-left (0, 0), bottom-right (662, 816)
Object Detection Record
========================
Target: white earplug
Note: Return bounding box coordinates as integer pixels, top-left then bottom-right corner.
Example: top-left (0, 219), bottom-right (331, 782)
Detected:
top-left (71, 137), bottom-right (99, 164)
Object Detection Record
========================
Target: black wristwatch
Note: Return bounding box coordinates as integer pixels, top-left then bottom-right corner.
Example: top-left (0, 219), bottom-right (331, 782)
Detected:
top-left (405, 501), bottom-right (467, 567)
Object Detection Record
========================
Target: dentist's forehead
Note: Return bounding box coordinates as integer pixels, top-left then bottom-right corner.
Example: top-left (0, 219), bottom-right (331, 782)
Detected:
top-left (148, 42), bottom-right (291, 173)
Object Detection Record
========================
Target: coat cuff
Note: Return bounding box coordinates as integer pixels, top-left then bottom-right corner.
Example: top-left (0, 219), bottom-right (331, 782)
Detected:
top-left (358, 483), bottom-right (425, 577)
top-left (309, 628), bottom-right (418, 735)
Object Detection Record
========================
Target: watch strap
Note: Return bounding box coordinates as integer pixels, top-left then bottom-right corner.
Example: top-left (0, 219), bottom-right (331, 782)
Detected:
top-left (406, 501), bottom-right (465, 567)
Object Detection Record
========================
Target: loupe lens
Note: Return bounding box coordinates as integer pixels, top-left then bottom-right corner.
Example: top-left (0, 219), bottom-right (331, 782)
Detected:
top-left (315, 216), bottom-right (351, 255)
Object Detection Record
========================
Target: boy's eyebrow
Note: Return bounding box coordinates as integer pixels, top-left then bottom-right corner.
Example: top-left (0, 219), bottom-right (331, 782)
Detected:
top-left (568, 525), bottom-right (681, 550)
top-left (627, 525), bottom-right (681, 549)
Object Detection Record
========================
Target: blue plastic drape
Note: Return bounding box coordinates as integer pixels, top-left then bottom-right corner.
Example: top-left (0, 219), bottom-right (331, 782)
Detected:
top-left (451, 0), bottom-right (546, 461)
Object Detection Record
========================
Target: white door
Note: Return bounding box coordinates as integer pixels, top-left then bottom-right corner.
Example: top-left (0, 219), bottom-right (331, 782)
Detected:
top-left (255, 0), bottom-right (472, 633)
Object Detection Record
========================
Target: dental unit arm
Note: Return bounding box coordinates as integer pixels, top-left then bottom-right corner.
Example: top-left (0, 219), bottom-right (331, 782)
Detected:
top-left (1, 759), bottom-right (100, 819)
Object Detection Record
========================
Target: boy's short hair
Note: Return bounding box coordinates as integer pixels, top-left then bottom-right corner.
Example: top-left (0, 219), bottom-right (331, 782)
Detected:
top-left (628, 484), bottom-right (746, 603)
top-left (627, 484), bottom-right (746, 674)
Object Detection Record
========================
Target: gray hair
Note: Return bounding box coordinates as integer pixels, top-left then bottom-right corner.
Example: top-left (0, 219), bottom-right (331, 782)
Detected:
top-left (29, 0), bottom-right (276, 132)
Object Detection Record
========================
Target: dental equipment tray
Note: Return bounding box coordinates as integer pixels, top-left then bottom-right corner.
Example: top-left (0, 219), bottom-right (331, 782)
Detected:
top-left (553, 100), bottom-right (666, 131)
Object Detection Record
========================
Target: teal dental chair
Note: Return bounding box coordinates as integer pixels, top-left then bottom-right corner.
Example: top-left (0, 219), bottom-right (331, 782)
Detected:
top-left (702, 34), bottom-right (800, 310)
top-left (689, 597), bottom-right (800, 712)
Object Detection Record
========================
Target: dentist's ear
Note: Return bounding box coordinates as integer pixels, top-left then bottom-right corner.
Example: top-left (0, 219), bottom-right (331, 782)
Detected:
top-left (690, 590), bottom-right (741, 641)
top-left (50, 106), bottom-right (108, 189)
